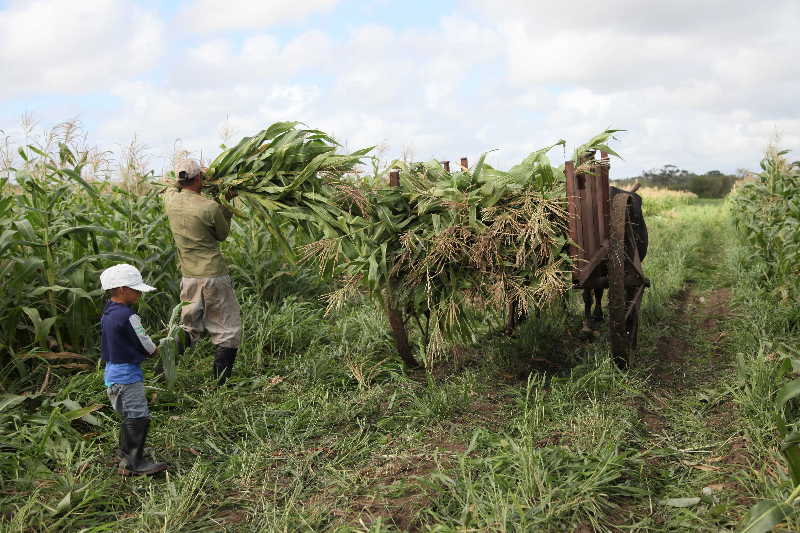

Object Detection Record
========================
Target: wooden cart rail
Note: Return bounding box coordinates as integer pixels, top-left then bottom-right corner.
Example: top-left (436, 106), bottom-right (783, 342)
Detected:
top-left (565, 152), bottom-right (610, 286)
top-left (565, 150), bottom-right (649, 367)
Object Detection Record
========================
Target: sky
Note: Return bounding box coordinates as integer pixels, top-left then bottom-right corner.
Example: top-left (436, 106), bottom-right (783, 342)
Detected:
top-left (1, 0), bottom-right (798, 178)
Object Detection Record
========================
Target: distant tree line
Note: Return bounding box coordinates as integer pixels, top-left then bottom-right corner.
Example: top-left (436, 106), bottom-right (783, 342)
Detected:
top-left (614, 164), bottom-right (743, 198)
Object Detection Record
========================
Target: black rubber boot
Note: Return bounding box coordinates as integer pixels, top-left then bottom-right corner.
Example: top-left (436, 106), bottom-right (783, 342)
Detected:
top-left (176, 329), bottom-right (193, 356)
top-left (118, 418), bottom-right (168, 476)
top-left (115, 420), bottom-right (128, 459)
top-left (213, 346), bottom-right (238, 385)
top-left (116, 421), bottom-right (151, 460)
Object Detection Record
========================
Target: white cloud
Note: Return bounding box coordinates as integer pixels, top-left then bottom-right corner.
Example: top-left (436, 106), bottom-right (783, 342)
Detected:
top-left (467, 0), bottom-right (800, 92)
top-left (457, 0), bottom-right (800, 175)
top-left (101, 15), bottom-right (506, 170)
top-left (98, 80), bottom-right (323, 172)
top-left (0, 0), bottom-right (163, 98)
top-left (179, 0), bottom-right (339, 33)
top-left (175, 30), bottom-right (333, 88)
top-left (4, 0), bottom-right (798, 180)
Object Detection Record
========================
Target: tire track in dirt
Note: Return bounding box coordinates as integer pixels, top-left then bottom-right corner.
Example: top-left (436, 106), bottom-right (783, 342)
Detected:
top-left (647, 285), bottom-right (732, 390)
top-left (623, 213), bottom-right (757, 530)
top-left (650, 289), bottom-right (732, 428)
top-left (610, 282), bottom-right (741, 531)
top-left (635, 207), bottom-right (736, 437)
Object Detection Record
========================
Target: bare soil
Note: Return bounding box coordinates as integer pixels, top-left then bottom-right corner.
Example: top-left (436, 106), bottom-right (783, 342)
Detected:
top-left (618, 283), bottom-right (758, 529)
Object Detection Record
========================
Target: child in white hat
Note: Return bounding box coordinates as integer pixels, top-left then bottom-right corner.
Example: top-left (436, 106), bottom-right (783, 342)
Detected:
top-left (99, 264), bottom-right (168, 476)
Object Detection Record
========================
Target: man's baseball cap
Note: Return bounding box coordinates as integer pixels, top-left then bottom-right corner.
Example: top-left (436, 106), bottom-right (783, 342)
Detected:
top-left (175, 158), bottom-right (203, 183)
top-left (100, 264), bottom-right (156, 292)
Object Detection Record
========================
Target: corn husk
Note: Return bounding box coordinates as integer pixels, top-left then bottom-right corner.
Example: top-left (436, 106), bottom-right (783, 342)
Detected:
top-left (158, 302), bottom-right (184, 389)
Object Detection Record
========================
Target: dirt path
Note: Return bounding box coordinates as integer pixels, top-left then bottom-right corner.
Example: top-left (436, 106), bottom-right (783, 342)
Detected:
top-left (644, 284), bottom-right (732, 401)
top-left (623, 211), bottom-right (757, 530)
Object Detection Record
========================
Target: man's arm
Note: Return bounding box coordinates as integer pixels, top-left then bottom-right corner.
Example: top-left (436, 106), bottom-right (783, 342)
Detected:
top-left (210, 203), bottom-right (233, 242)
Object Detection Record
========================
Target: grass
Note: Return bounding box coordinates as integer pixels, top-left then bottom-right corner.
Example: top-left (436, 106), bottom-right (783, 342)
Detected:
top-left (637, 187), bottom-right (698, 217)
top-left (3, 198), bottom-right (800, 531)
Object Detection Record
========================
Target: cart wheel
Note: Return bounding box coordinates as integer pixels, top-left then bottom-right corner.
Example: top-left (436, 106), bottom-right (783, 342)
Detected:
top-left (608, 193), bottom-right (646, 368)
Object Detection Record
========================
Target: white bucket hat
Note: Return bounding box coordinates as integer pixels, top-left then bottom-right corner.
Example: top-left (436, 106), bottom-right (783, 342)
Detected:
top-left (100, 264), bottom-right (156, 292)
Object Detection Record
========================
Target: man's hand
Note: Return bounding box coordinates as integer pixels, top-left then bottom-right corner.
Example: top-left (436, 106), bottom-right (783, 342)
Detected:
top-left (148, 347), bottom-right (159, 359)
top-left (224, 188), bottom-right (238, 201)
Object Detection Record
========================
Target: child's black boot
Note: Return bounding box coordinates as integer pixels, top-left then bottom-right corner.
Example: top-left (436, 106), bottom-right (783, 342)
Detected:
top-left (118, 418), bottom-right (168, 476)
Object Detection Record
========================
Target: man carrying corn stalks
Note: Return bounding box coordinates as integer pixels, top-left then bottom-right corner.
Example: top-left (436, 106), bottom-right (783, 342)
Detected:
top-left (164, 159), bottom-right (242, 385)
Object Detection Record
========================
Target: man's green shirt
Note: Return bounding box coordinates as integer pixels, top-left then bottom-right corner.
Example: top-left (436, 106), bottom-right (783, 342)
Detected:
top-left (164, 189), bottom-right (233, 278)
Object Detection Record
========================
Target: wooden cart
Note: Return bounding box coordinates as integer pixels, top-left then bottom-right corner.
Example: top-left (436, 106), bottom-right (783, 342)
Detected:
top-left (565, 152), bottom-right (650, 367)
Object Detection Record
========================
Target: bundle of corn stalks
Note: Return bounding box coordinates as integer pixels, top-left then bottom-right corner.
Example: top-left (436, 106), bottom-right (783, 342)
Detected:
top-left (302, 131), bottom-right (622, 366)
top-left (205, 121), bottom-right (621, 366)
top-left (201, 121), bottom-right (373, 257)
top-left (294, 150), bottom-right (558, 365)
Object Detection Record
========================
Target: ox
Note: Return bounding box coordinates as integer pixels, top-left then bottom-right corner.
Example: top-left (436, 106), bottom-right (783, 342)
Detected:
top-left (581, 186), bottom-right (648, 334)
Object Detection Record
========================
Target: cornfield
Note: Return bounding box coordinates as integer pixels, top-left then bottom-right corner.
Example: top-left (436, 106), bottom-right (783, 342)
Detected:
top-left (0, 123), bottom-right (356, 380)
top-left (0, 122), bottom-right (625, 375)
top-left (0, 142), bottom-right (180, 382)
top-left (731, 145), bottom-right (800, 308)
top-left (8, 120), bottom-right (795, 532)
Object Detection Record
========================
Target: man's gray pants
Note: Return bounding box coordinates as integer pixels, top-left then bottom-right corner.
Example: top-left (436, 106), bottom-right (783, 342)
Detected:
top-left (180, 275), bottom-right (242, 348)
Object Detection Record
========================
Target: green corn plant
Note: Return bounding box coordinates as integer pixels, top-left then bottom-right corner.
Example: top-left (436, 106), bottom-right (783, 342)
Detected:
top-left (723, 142), bottom-right (800, 533)
top-left (201, 121), bottom-right (373, 260)
top-left (9, 145), bottom-right (123, 356)
top-left (157, 302), bottom-right (185, 390)
top-left (775, 351), bottom-right (800, 487)
top-left (222, 217), bottom-right (327, 303)
top-left (63, 165), bottom-right (182, 317)
top-left (731, 145), bottom-right (800, 311)
top-left (738, 344), bottom-right (800, 532)
top-left (571, 129), bottom-right (625, 163)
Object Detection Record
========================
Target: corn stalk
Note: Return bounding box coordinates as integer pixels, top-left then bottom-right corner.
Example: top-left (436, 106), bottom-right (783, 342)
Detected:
top-left (201, 121), bottom-right (373, 260)
top-left (157, 302), bottom-right (185, 390)
top-left (1, 138), bottom-right (180, 381)
top-left (731, 146), bottom-right (800, 307)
